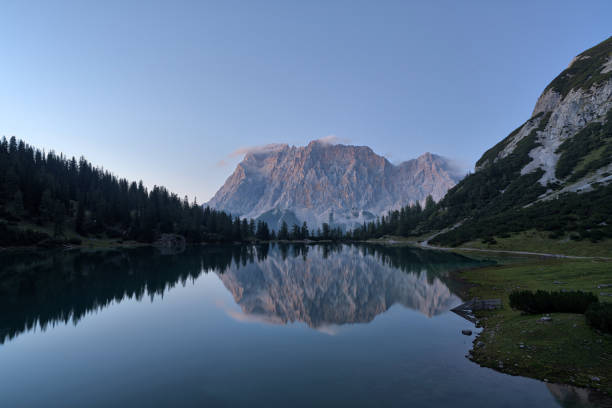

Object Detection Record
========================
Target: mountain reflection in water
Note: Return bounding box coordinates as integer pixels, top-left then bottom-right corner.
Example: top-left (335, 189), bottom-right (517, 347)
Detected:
top-left (218, 245), bottom-right (464, 328)
top-left (1, 244), bottom-right (610, 408)
top-left (0, 244), bottom-right (488, 343)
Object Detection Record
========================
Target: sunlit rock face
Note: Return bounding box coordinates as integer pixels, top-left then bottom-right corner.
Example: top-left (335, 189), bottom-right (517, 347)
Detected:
top-left (216, 245), bottom-right (462, 328)
top-left (207, 141), bottom-right (462, 230)
top-left (475, 37), bottom-right (612, 195)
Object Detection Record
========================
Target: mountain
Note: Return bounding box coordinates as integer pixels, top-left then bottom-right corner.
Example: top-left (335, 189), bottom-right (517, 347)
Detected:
top-left (207, 141), bottom-right (462, 230)
top-left (425, 36), bottom-right (612, 246)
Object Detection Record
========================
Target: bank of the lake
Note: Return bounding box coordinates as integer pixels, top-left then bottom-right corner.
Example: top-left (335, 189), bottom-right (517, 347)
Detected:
top-left (365, 237), bottom-right (612, 395)
top-left (457, 258), bottom-right (612, 395)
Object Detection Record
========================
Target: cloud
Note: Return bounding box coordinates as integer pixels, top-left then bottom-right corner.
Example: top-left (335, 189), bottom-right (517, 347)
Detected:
top-left (214, 136), bottom-right (351, 168)
top-left (226, 309), bottom-right (285, 325)
top-left (314, 134), bottom-right (351, 145)
top-left (313, 325), bottom-right (340, 336)
top-left (445, 156), bottom-right (472, 176)
top-left (215, 143), bottom-right (287, 167)
top-left (215, 158), bottom-right (228, 167)
top-left (230, 143), bottom-right (286, 158)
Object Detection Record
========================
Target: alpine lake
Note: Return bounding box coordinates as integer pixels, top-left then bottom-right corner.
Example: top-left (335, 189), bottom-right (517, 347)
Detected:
top-left (0, 244), bottom-right (608, 407)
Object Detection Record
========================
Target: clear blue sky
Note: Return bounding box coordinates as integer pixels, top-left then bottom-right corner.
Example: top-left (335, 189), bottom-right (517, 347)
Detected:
top-left (1, 1), bottom-right (610, 202)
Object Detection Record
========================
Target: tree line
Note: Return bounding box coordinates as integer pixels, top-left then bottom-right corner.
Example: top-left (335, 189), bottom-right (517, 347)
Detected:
top-left (0, 132), bottom-right (437, 247)
top-left (0, 135), bottom-right (431, 247)
top-left (5, 135), bottom-right (606, 248)
top-left (0, 136), bottom-right (272, 246)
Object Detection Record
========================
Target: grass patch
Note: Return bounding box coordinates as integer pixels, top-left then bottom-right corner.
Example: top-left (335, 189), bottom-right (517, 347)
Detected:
top-left (461, 230), bottom-right (612, 257)
top-left (573, 144), bottom-right (609, 177)
top-left (460, 258), bottom-right (612, 394)
top-left (366, 233), bottom-right (437, 243)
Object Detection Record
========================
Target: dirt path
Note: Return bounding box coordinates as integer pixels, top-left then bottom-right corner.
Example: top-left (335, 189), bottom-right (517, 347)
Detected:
top-left (416, 235), bottom-right (612, 260)
top-left (419, 241), bottom-right (612, 259)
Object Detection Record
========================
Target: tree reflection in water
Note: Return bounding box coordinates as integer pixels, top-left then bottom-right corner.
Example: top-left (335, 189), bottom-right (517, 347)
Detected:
top-left (0, 244), bottom-right (489, 343)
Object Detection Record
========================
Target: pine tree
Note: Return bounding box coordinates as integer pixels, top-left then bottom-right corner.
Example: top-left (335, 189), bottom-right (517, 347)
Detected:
top-left (53, 201), bottom-right (66, 237)
top-left (321, 223), bottom-right (330, 239)
top-left (75, 201), bottom-right (85, 235)
top-left (11, 190), bottom-right (25, 218)
top-left (279, 221), bottom-right (289, 240)
top-left (291, 224), bottom-right (300, 240)
top-left (39, 189), bottom-right (55, 222)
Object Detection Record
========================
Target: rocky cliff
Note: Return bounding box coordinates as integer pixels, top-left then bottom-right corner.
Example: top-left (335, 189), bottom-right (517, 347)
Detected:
top-left (208, 141), bottom-right (461, 230)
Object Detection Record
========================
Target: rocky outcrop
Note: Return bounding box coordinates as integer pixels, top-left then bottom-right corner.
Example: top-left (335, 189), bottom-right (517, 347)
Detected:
top-left (521, 80), bottom-right (612, 186)
top-left (207, 142), bottom-right (462, 229)
top-left (532, 89), bottom-right (562, 117)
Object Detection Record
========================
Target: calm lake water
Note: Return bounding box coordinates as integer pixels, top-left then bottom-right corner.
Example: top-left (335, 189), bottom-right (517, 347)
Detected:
top-left (0, 244), bottom-right (606, 407)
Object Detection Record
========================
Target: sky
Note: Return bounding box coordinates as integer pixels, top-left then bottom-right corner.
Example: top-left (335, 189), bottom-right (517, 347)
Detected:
top-left (1, 1), bottom-right (611, 202)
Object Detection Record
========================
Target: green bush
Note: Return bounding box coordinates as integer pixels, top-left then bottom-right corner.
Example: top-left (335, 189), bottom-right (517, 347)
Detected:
top-left (509, 290), bottom-right (598, 314)
top-left (585, 302), bottom-right (612, 334)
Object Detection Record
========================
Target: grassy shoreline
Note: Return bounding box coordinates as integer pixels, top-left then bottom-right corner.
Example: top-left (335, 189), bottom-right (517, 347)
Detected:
top-left (460, 230), bottom-right (612, 258)
top-left (455, 258), bottom-right (612, 395)
top-left (363, 237), bottom-right (612, 394)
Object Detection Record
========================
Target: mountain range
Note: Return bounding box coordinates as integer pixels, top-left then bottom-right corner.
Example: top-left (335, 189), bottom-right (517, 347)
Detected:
top-left (207, 142), bottom-right (462, 230)
top-left (208, 36), bottom-right (612, 244)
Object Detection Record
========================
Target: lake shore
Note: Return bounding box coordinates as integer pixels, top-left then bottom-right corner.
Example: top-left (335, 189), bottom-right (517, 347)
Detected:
top-left (365, 237), bottom-right (612, 396)
top-left (457, 258), bottom-right (612, 396)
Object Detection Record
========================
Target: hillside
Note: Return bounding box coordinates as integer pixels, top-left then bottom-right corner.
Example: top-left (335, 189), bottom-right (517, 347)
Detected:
top-left (423, 36), bottom-right (612, 246)
top-left (207, 140), bottom-right (462, 230)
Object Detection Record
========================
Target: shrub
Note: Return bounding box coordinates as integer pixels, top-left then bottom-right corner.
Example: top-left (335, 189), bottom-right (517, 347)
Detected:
top-left (509, 290), bottom-right (599, 314)
top-left (585, 302), bottom-right (612, 334)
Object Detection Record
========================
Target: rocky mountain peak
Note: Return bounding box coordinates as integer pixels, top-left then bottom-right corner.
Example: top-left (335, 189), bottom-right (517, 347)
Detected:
top-left (207, 141), bottom-right (461, 230)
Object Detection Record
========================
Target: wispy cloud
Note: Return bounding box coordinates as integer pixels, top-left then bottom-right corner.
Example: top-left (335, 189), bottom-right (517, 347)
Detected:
top-left (215, 143), bottom-right (287, 167)
top-left (443, 156), bottom-right (472, 178)
top-left (226, 309), bottom-right (285, 325)
top-left (215, 136), bottom-right (351, 168)
top-left (215, 158), bottom-right (229, 167)
top-left (314, 134), bottom-right (351, 145)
